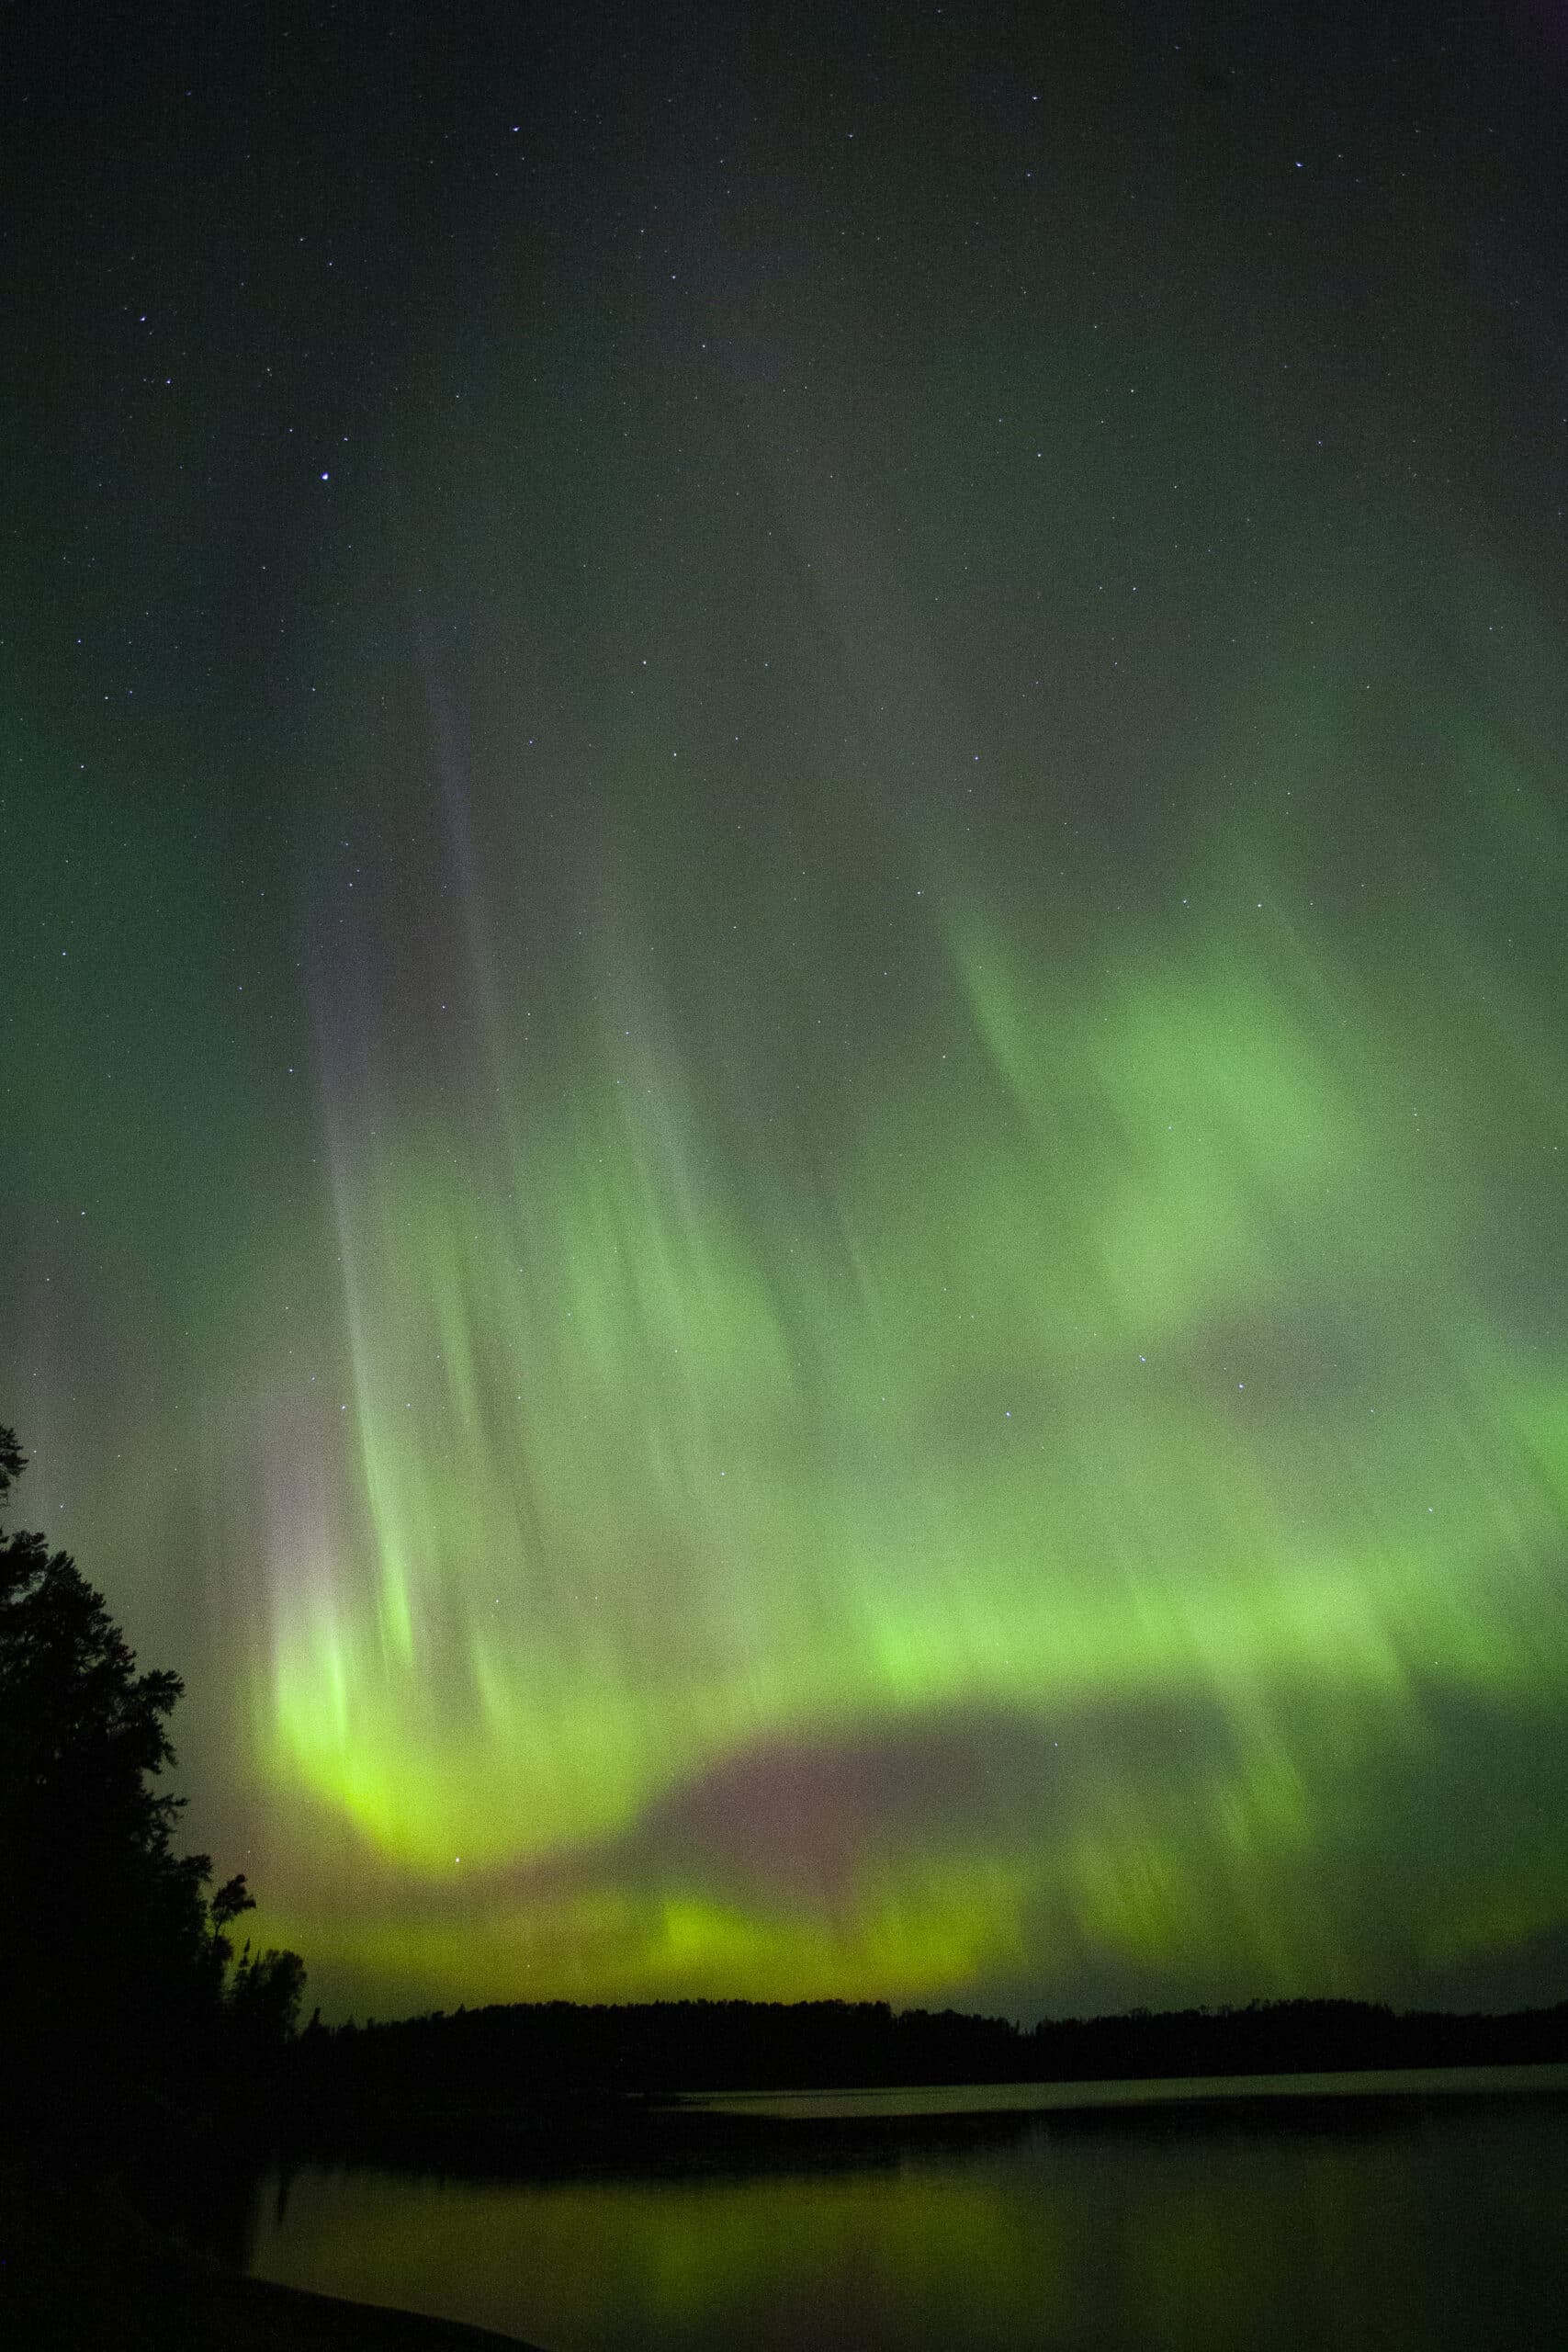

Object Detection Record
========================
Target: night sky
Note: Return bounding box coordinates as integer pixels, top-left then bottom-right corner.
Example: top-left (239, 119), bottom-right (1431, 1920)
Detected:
top-left (6, 0), bottom-right (1568, 2024)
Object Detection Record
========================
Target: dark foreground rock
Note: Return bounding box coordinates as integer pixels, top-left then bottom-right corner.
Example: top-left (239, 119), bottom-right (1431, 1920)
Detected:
top-left (1, 2171), bottom-right (549, 2352)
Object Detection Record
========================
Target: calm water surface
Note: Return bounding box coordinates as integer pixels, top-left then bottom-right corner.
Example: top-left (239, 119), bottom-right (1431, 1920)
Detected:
top-left (247, 2069), bottom-right (1568, 2351)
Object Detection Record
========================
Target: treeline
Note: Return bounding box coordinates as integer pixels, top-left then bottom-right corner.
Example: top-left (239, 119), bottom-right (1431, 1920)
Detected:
top-left (295, 1992), bottom-right (1568, 2107)
top-left (1032, 1996), bottom-right (1568, 2083)
top-left (1, 1426), bottom-right (303, 2130)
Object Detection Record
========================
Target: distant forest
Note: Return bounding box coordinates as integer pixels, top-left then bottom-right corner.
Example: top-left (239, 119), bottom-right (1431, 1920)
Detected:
top-left (299, 1993), bottom-right (1568, 2107)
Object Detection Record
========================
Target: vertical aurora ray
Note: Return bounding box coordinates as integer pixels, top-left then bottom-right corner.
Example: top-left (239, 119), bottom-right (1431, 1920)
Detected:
top-left (11, 0), bottom-right (1568, 2023)
top-left (244, 698), bottom-right (1568, 2008)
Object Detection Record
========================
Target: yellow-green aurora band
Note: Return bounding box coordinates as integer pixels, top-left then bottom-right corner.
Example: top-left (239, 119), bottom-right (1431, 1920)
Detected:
top-left (252, 812), bottom-right (1568, 2009)
top-left (16, 0), bottom-right (1568, 2026)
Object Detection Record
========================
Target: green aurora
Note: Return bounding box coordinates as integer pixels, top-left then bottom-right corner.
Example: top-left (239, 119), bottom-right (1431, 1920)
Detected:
top-left (246, 747), bottom-right (1568, 2010)
top-left (5, 2), bottom-right (1568, 2018)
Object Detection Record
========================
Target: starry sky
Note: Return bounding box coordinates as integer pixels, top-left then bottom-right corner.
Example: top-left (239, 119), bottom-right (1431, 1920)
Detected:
top-left (6, 0), bottom-right (1568, 2024)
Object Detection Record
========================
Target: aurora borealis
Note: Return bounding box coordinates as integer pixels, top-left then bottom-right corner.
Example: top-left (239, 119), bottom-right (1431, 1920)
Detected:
top-left (6, 1), bottom-right (1568, 2021)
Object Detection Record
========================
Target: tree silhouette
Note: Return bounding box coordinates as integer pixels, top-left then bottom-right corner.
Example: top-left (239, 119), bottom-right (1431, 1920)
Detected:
top-left (0, 1426), bottom-right (299, 2083)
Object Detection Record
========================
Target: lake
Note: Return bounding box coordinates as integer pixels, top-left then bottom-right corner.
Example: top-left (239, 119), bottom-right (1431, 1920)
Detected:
top-left (246, 2067), bottom-right (1568, 2350)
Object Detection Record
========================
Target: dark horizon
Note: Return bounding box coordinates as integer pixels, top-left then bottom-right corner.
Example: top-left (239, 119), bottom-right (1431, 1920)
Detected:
top-left (299, 1988), bottom-right (1568, 2074)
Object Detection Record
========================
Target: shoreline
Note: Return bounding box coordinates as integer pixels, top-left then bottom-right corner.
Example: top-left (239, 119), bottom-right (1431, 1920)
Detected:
top-left (243, 2055), bottom-right (1568, 2198)
top-left (3, 2165), bottom-right (548, 2352)
top-left (7, 2248), bottom-right (553, 2352)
